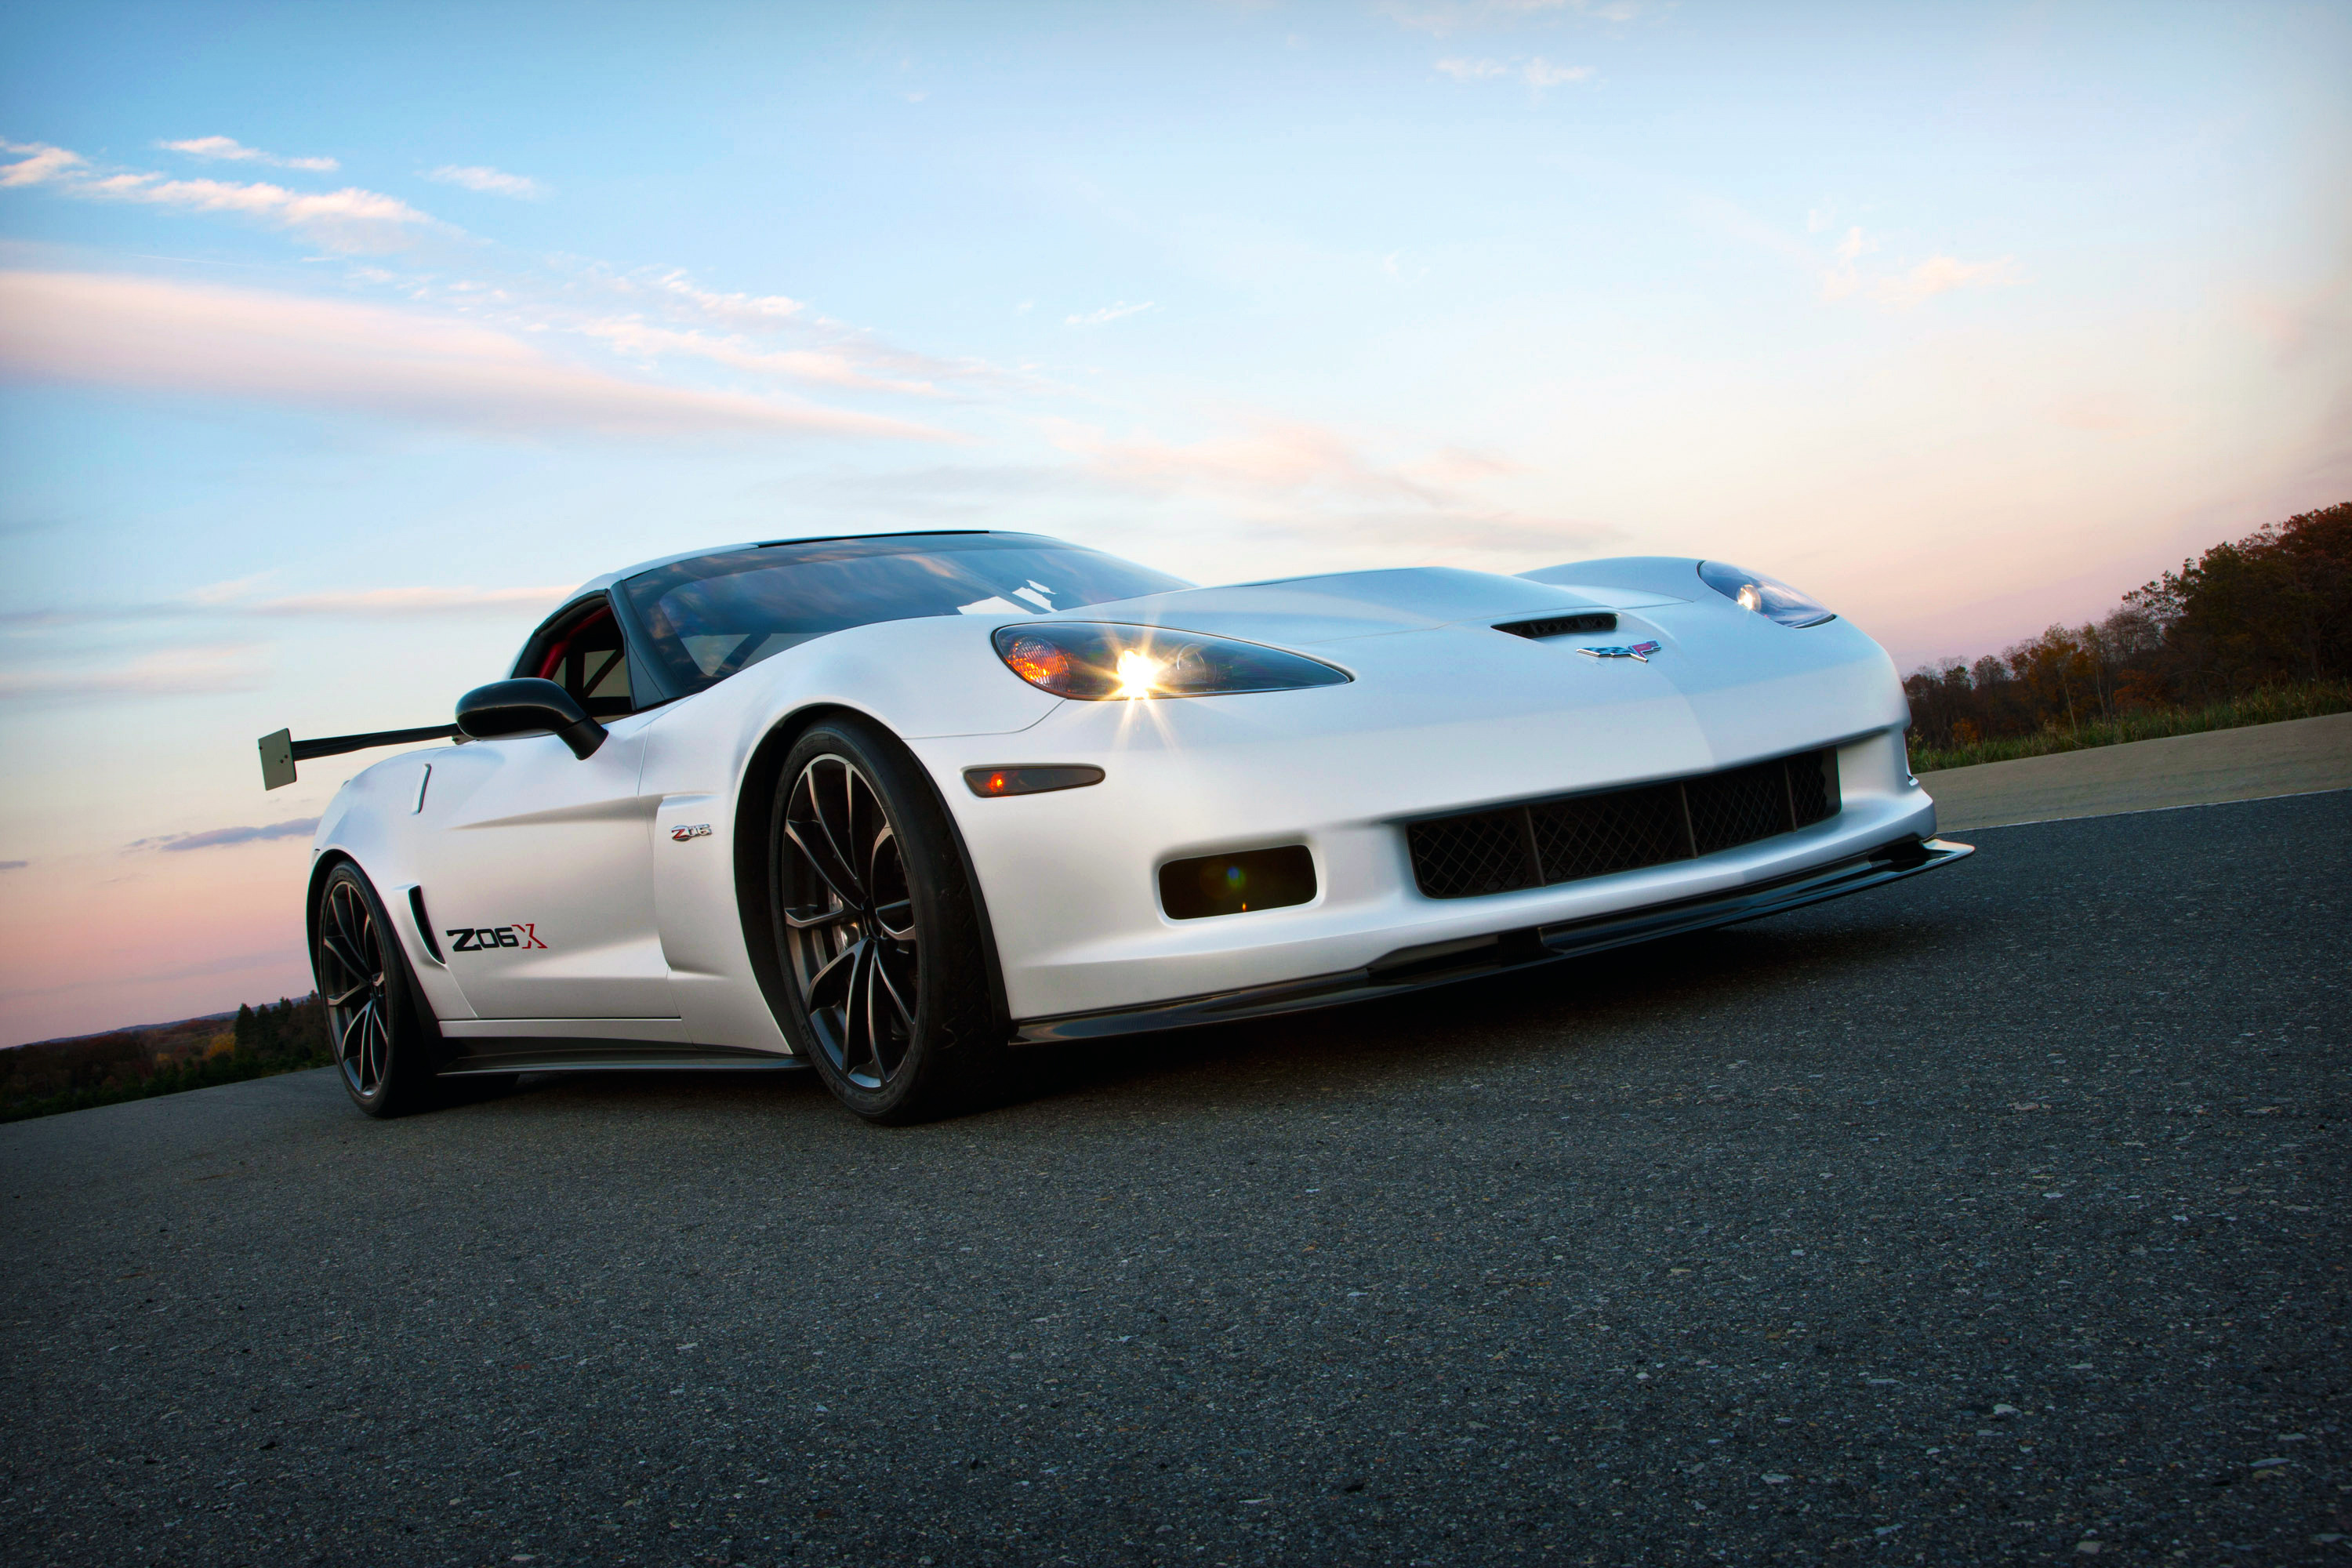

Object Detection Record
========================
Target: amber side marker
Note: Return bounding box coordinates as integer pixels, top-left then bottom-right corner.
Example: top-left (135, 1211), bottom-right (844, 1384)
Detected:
top-left (964, 764), bottom-right (1107, 798)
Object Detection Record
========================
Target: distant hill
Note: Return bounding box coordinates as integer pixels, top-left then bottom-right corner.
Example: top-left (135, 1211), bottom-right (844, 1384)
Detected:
top-left (2, 996), bottom-right (327, 1122)
top-left (9, 1011), bottom-right (240, 1052)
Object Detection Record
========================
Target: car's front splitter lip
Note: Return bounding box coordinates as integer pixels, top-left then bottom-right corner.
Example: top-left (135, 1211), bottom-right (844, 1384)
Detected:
top-left (1011, 834), bottom-right (1973, 1044)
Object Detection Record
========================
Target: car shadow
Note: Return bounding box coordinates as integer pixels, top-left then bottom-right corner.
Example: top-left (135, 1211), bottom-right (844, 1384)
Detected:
top-left (448, 902), bottom-right (1960, 1130)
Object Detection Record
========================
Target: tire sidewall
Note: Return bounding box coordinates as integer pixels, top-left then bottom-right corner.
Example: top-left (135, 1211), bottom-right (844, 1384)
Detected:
top-left (771, 720), bottom-right (991, 1121)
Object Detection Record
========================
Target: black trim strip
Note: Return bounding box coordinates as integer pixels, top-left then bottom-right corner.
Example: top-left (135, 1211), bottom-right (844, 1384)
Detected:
top-left (1012, 837), bottom-right (1973, 1044)
top-left (435, 1042), bottom-right (808, 1076)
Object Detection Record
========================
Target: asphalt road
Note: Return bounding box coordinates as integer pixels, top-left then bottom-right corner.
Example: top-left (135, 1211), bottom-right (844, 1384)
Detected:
top-left (3, 793), bottom-right (2346, 1567)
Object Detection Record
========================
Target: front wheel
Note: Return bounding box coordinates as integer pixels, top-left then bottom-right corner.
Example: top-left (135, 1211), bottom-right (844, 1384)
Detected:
top-left (770, 720), bottom-right (1002, 1123)
top-left (312, 863), bottom-right (441, 1118)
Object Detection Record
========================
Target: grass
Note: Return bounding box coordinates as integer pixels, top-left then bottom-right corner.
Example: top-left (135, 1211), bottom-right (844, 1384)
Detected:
top-left (0, 1046), bottom-right (330, 1123)
top-left (1909, 679), bottom-right (2352, 775)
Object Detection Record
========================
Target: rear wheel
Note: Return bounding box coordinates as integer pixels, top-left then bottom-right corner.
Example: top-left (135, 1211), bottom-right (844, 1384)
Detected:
top-left (313, 863), bottom-right (441, 1118)
top-left (771, 720), bottom-right (1001, 1123)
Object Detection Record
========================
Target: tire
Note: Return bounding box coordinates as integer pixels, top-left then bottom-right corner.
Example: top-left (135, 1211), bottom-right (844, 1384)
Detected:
top-left (768, 717), bottom-right (1004, 1124)
top-left (312, 862), bottom-right (443, 1118)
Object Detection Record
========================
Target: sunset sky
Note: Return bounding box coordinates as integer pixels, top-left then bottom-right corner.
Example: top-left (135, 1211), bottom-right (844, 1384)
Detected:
top-left (2, 0), bottom-right (2346, 1042)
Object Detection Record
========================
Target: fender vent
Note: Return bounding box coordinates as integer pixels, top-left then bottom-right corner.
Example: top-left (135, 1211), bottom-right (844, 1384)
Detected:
top-left (407, 885), bottom-right (445, 963)
top-left (1406, 749), bottom-right (1841, 899)
top-left (1494, 613), bottom-right (1617, 640)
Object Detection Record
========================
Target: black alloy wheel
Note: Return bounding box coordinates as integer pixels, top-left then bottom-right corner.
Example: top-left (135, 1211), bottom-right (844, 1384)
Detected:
top-left (771, 720), bottom-right (1000, 1123)
top-left (312, 863), bottom-right (438, 1117)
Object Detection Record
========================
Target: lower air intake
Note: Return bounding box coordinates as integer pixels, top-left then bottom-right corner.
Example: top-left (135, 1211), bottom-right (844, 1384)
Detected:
top-left (1407, 749), bottom-right (1841, 899)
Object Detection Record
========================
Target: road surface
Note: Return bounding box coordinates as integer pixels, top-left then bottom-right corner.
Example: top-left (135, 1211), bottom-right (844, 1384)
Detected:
top-left (3, 791), bottom-right (2345, 1566)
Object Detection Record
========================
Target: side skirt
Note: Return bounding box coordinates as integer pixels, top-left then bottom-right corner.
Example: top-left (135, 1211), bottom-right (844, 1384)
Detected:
top-left (1012, 835), bottom-right (1974, 1045)
top-left (436, 1041), bottom-right (810, 1076)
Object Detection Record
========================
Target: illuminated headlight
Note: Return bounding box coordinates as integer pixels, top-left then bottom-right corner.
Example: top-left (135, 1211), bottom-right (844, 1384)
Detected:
top-left (993, 622), bottom-right (1352, 700)
top-left (1697, 562), bottom-right (1837, 629)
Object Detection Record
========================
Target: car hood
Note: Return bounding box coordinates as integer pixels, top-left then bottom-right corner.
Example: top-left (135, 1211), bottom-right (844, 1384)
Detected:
top-left (1035, 566), bottom-right (1691, 647)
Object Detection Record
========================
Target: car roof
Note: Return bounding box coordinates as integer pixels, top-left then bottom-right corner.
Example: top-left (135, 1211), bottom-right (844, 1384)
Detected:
top-left (558, 529), bottom-right (1062, 609)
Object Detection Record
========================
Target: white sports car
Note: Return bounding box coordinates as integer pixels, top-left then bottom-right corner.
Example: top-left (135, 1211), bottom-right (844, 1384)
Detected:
top-left (264, 531), bottom-right (1969, 1123)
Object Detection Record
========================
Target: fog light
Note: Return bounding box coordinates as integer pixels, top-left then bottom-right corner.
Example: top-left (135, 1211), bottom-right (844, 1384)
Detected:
top-left (1159, 845), bottom-right (1316, 920)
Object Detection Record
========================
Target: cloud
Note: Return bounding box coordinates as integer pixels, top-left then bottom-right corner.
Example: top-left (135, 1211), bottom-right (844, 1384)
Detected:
top-left (1389, 0), bottom-right (1639, 35)
top-left (0, 582), bottom-right (575, 629)
top-left (241, 586), bottom-right (575, 615)
top-left (1038, 414), bottom-right (1606, 559)
top-left (1875, 254), bottom-right (2022, 307)
top-left (425, 164), bottom-right (546, 199)
top-left (1066, 300), bottom-right (1155, 328)
top-left (1433, 56), bottom-right (1595, 86)
top-left (0, 861), bottom-right (25, 872)
top-left (1814, 226), bottom-right (2019, 307)
top-left (159, 136), bottom-right (339, 172)
top-left (577, 318), bottom-right (950, 397)
top-left (80, 175), bottom-right (437, 251)
top-left (3, 139), bottom-right (435, 251)
top-left (0, 642), bottom-right (268, 700)
top-left (1523, 58), bottom-right (1595, 86)
top-left (0, 270), bottom-right (956, 441)
top-left (129, 818), bottom-right (320, 853)
top-left (0, 140), bottom-right (85, 186)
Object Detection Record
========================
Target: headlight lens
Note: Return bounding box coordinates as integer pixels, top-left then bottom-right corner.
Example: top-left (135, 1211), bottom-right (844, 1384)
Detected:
top-left (992, 622), bottom-right (1352, 700)
top-left (1697, 561), bottom-right (1836, 628)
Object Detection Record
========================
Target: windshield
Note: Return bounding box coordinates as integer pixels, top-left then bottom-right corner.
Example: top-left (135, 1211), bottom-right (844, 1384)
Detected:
top-left (619, 532), bottom-right (1192, 696)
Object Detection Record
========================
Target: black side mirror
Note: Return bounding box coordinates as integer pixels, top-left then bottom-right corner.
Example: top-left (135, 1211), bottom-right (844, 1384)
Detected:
top-left (456, 678), bottom-right (607, 759)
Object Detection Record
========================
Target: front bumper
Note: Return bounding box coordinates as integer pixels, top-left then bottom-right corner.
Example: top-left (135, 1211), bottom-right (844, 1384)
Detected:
top-left (1014, 835), bottom-right (1973, 1042)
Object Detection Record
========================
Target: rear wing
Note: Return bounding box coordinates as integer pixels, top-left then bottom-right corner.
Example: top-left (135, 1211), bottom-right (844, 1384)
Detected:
top-left (258, 725), bottom-right (459, 790)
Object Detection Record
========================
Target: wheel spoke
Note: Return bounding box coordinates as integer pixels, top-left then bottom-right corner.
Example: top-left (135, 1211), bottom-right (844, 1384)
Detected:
top-left (873, 942), bottom-right (917, 1030)
top-left (781, 898), bottom-right (855, 931)
top-left (365, 1001), bottom-right (390, 1091)
top-left (807, 760), bottom-right (868, 905)
top-left (840, 939), bottom-right (881, 1083)
top-left (327, 978), bottom-right (370, 1007)
top-left (322, 935), bottom-right (368, 980)
top-left (866, 945), bottom-right (909, 1082)
top-left (806, 936), bottom-right (862, 1013)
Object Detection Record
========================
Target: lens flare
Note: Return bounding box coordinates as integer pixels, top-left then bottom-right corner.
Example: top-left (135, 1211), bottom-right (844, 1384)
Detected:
top-left (1112, 647), bottom-right (1165, 699)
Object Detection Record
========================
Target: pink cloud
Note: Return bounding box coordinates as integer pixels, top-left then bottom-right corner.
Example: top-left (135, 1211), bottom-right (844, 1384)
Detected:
top-left (0, 270), bottom-right (958, 441)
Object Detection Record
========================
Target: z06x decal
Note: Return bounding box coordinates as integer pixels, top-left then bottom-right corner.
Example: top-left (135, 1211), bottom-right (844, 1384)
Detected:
top-left (445, 923), bottom-right (548, 953)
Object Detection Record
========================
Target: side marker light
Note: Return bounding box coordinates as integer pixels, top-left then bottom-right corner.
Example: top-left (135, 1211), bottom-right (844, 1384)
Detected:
top-left (964, 765), bottom-right (1107, 798)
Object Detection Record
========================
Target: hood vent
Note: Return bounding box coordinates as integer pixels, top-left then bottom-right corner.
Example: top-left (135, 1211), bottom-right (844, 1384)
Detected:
top-left (1495, 613), bottom-right (1617, 640)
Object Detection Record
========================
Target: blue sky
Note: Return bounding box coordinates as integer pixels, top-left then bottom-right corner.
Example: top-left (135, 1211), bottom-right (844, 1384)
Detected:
top-left (2, 0), bottom-right (2346, 1040)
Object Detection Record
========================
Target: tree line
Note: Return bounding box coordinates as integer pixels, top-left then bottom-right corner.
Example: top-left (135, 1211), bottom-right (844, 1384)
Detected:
top-left (0, 995), bottom-right (329, 1122)
top-left (1904, 502), bottom-right (2350, 760)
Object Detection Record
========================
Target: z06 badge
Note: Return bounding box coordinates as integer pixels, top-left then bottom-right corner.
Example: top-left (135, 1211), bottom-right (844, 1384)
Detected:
top-left (670, 823), bottom-right (713, 841)
top-left (1579, 641), bottom-right (1663, 663)
top-left (445, 923), bottom-right (547, 952)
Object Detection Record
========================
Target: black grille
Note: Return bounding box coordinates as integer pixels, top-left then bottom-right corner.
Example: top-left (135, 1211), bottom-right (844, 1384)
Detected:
top-left (1404, 812), bottom-right (1536, 899)
top-left (1494, 613), bottom-right (1617, 640)
top-left (1407, 749), bottom-right (1841, 899)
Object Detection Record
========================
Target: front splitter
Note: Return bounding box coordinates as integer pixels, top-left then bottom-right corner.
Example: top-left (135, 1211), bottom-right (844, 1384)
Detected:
top-left (1012, 836), bottom-right (1974, 1044)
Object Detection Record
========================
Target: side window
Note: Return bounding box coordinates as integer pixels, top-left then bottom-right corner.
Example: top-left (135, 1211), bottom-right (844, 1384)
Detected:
top-left (523, 602), bottom-right (633, 717)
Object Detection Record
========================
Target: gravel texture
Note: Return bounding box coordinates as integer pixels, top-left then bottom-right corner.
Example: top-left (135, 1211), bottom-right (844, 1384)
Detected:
top-left (2, 791), bottom-right (2346, 1566)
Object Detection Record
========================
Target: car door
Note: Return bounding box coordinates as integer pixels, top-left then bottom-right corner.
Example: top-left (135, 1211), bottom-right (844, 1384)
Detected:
top-left (411, 597), bottom-right (677, 1021)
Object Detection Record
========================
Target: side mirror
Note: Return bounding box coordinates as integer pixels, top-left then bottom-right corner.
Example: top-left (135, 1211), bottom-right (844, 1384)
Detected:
top-left (456, 678), bottom-right (607, 760)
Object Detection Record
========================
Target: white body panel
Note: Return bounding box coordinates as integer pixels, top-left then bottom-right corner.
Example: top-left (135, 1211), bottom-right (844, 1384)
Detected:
top-left (312, 561), bottom-right (1939, 1056)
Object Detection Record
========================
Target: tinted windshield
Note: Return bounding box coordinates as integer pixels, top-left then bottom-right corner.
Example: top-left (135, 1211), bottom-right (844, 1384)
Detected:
top-left (619, 533), bottom-right (1192, 696)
